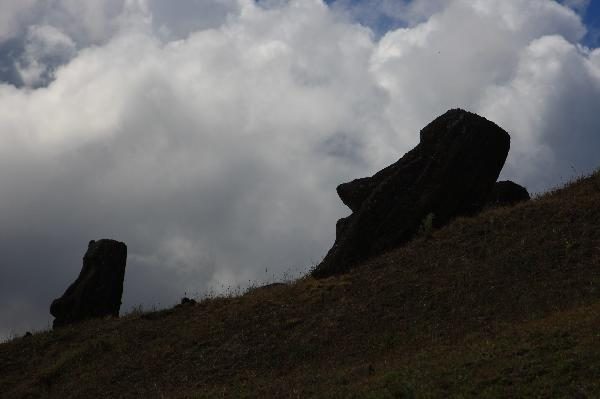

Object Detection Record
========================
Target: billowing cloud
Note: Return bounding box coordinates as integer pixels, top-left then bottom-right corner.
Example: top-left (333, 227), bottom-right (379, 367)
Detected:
top-left (17, 24), bottom-right (76, 87)
top-left (0, 0), bottom-right (599, 339)
top-left (368, 0), bottom-right (596, 188)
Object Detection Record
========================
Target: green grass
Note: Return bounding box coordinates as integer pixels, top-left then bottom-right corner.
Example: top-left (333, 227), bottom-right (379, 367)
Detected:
top-left (1, 170), bottom-right (599, 398)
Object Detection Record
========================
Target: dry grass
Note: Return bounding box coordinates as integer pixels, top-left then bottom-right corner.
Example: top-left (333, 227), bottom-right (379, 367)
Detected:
top-left (1, 170), bottom-right (599, 398)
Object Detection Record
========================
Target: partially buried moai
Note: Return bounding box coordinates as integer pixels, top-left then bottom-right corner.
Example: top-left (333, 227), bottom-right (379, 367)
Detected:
top-left (50, 239), bottom-right (127, 328)
top-left (312, 109), bottom-right (511, 278)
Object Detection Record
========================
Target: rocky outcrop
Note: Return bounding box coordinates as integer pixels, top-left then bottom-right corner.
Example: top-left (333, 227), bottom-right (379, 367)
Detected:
top-left (50, 239), bottom-right (127, 328)
top-left (487, 180), bottom-right (530, 206)
top-left (312, 109), bottom-right (510, 278)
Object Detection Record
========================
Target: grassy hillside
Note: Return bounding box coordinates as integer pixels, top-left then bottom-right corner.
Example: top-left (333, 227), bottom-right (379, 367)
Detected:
top-left (1, 170), bottom-right (599, 398)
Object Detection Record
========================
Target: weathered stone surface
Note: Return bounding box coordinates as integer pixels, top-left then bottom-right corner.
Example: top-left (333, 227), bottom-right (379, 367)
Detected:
top-left (312, 109), bottom-right (510, 278)
top-left (487, 180), bottom-right (530, 206)
top-left (50, 239), bottom-right (127, 328)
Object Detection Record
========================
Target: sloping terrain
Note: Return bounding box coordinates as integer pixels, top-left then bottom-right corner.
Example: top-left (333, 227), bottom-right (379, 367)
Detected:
top-left (1, 170), bottom-right (599, 398)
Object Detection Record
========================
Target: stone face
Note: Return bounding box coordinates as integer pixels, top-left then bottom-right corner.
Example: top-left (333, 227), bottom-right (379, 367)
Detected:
top-left (487, 180), bottom-right (530, 206)
top-left (50, 239), bottom-right (127, 328)
top-left (312, 109), bottom-right (510, 278)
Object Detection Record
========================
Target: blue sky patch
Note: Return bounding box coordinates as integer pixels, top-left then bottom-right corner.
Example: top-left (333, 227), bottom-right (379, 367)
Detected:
top-left (582, 1), bottom-right (600, 46)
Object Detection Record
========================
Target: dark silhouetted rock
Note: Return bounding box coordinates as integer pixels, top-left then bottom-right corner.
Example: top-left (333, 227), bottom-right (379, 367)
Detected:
top-left (180, 297), bottom-right (197, 306)
top-left (50, 239), bottom-right (127, 328)
top-left (312, 109), bottom-right (510, 278)
top-left (487, 180), bottom-right (530, 206)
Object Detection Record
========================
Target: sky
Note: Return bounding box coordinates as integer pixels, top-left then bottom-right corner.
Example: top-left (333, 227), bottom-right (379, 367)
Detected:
top-left (0, 0), bottom-right (599, 340)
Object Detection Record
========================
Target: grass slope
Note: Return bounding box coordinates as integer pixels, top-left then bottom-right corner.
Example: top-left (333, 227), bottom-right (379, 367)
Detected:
top-left (1, 170), bottom-right (599, 398)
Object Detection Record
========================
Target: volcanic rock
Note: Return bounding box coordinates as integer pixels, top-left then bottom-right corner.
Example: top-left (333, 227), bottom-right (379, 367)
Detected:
top-left (179, 297), bottom-right (197, 306)
top-left (487, 180), bottom-right (530, 206)
top-left (312, 109), bottom-right (510, 278)
top-left (50, 239), bottom-right (127, 328)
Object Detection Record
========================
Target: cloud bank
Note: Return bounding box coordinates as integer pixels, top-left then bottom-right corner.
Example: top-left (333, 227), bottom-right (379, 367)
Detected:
top-left (1, 0), bottom-right (599, 339)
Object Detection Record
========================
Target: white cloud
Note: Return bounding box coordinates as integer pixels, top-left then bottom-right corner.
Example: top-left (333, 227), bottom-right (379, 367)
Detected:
top-left (17, 25), bottom-right (76, 87)
top-left (147, 0), bottom-right (240, 40)
top-left (480, 35), bottom-right (600, 188)
top-left (368, 0), bottom-right (595, 186)
top-left (0, 0), bottom-right (599, 339)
